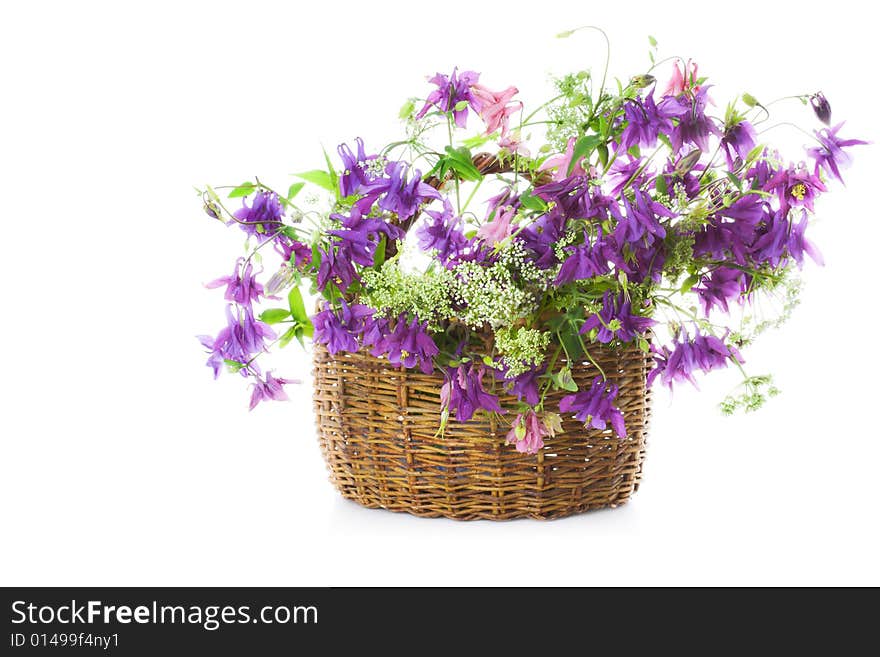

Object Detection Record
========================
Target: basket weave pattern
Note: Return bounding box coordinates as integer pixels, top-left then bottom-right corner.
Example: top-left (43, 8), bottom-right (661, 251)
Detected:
top-left (312, 342), bottom-right (652, 520)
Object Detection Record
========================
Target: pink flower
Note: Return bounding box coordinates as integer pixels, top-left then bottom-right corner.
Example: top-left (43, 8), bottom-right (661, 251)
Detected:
top-left (505, 411), bottom-right (551, 455)
top-left (663, 59), bottom-right (699, 97)
top-left (476, 205), bottom-right (515, 246)
top-left (539, 137), bottom-right (587, 181)
top-left (498, 132), bottom-right (530, 157)
top-left (470, 84), bottom-right (521, 137)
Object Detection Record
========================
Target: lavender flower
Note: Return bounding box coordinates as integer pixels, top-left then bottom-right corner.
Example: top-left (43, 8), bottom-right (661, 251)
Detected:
top-left (416, 198), bottom-right (482, 266)
top-left (559, 376), bottom-right (627, 438)
top-left (249, 371), bottom-right (300, 410)
top-left (785, 211), bottom-right (823, 267)
top-left (517, 207), bottom-right (567, 269)
top-left (316, 243), bottom-right (359, 293)
top-left (416, 68), bottom-right (480, 128)
top-left (231, 191), bottom-right (284, 241)
top-left (648, 330), bottom-right (743, 389)
top-left (806, 123), bottom-right (868, 184)
top-left (660, 87), bottom-right (720, 153)
top-left (312, 300), bottom-right (376, 356)
top-left (328, 202), bottom-right (405, 267)
top-left (506, 411), bottom-right (550, 454)
top-left (204, 258), bottom-right (265, 306)
top-left (579, 292), bottom-right (655, 343)
top-left (370, 314), bottom-right (439, 374)
top-left (440, 362), bottom-right (505, 422)
top-left (497, 364), bottom-right (545, 406)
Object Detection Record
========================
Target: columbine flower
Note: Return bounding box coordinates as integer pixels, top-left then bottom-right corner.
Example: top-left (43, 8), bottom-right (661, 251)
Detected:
top-left (440, 362), bottom-right (505, 422)
top-left (648, 330), bottom-right (743, 389)
top-left (810, 92), bottom-right (832, 125)
top-left (273, 236), bottom-right (312, 268)
top-left (579, 292), bottom-right (655, 343)
top-left (505, 411), bottom-right (550, 454)
top-left (204, 258), bottom-right (265, 306)
top-left (517, 206), bottom-right (567, 269)
top-left (693, 267), bottom-right (745, 315)
top-left (312, 300), bottom-right (376, 356)
top-left (370, 314), bottom-right (439, 374)
top-left (721, 120), bottom-right (757, 169)
top-left (476, 205), bottom-right (515, 247)
top-left (806, 123), bottom-right (868, 184)
top-left (611, 188), bottom-right (674, 245)
top-left (559, 377), bottom-right (627, 438)
top-left (249, 371), bottom-right (300, 410)
top-left (470, 84), bottom-right (521, 137)
top-left (416, 198), bottom-right (483, 266)
top-left (231, 191), bottom-right (285, 241)
top-left (661, 86), bottom-right (719, 153)
top-left (328, 202), bottom-right (405, 266)
top-left (662, 59), bottom-right (699, 97)
top-left (539, 137), bottom-right (588, 181)
top-left (198, 305), bottom-right (275, 378)
top-left (337, 137), bottom-right (380, 197)
top-left (376, 161), bottom-right (441, 221)
top-left (606, 156), bottom-right (649, 197)
top-left (764, 163), bottom-right (826, 212)
top-left (416, 68), bottom-right (480, 128)
top-left (497, 364), bottom-right (545, 406)
top-left (316, 243), bottom-right (359, 293)
top-left (555, 231), bottom-right (611, 284)
top-left (787, 211), bottom-right (823, 267)
top-left (620, 93), bottom-right (675, 150)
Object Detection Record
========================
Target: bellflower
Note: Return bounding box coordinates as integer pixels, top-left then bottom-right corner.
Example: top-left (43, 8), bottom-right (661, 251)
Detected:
top-left (316, 243), bottom-right (359, 293)
top-left (312, 300), bottom-right (377, 356)
top-left (559, 376), bottom-right (627, 438)
top-left (249, 371), bottom-right (300, 411)
top-left (328, 203), bottom-right (405, 267)
top-left (337, 137), bottom-right (379, 197)
top-left (661, 87), bottom-right (719, 153)
top-left (580, 292), bottom-right (655, 343)
top-left (231, 191), bottom-right (285, 241)
top-left (370, 314), bottom-right (439, 374)
top-left (440, 362), bottom-right (505, 422)
top-left (806, 123), bottom-right (867, 184)
top-left (417, 198), bottom-right (480, 266)
top-left (204, 258), bottom-right (265, 306)
top-left (497, 364), bottom-right (544, 406)
top-left (648, 330), bottom-right (743, 389)
top-left (505, 411), bottom-right (551, 455)
top-left (416, 68), bottom-right (480, 128)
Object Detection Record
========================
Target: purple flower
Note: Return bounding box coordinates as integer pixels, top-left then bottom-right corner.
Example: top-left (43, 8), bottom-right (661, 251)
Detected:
top-left (606, 156), bottom-right (649, 197)
top-left (648, 330), bottom-right (743, 390)
top-left (618, 240), bottom-right (667, 284)
top-left (559, 376), bottom-right (627, 438)
top-left (787, 211), bottom-right (824, 267)
top-left (316, 243), bottom-right (359, 293)
top-left (658, 154), bottom-right (703, 199)
top-left (579, 292), bottom-right (655, 343)
top-left (534, 175), bottom-right (599, 220)
top-left (611, 188), bottom-right (673, 245)
top-left (497, 364), bottom-right (545, 406)
top-left (620, 93), bottom-right (675, 150)
top-left (810, 92), bottom-right (832, 125)
top-left (693, 267), bottom-right (745, 315)
top-left (660, 87), bottom-right (720, 153)
top-left (517, 207), bottom-right (567, 269)
top-left (416, 198), bottom-right (483, 266)
top-left (440, 362), bottom-right (505, 422)
top-left (555, 231), bottom-right (612, 284)
top-left (806, 122), bottom-right (868, 184)
top-left (204, 258), bottom-right (265, 306)
top-left (328, 201), bottom-right (405, 267)
top-left (312, 300), bottom-right (376, 356)
top-left (764, 163), bottom-right (826, 212)
top-left (416, 68), bottom-right (480, 128)
top-left (337, 137), bottom-right (379, 197)
top-left (231, 192), bottom-right (285, 241)
top-left (273, 236), bottom-right (312, 268)
top-left (376, 161), bottom-right (441, 221)
top-left (721, 120), bottom-right (757, 169)
top-left (198, 305), bottom-right (275, 378)
top-left (506, 411), bottom-right (550, 454)
top-left (370, 314), bottom-right (439, 374)
top-left (249, 371), bottom-right (300, 410)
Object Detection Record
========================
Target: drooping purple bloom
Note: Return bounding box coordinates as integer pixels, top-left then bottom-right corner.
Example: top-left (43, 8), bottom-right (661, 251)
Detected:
top-left (620, 93), bottom-right (675, 150)
top-left (231, 191), bottom-right (285, 241)
top-left (496, 364), bottom-right (545, 406)
top-left (505, 411), bottom-right (550, 454)
top-left (606, 156), bottom-right (649, 197)
top-left (611, 188), bottom-right (674, 245)
top-left (416, 198), bottom-right (483, 266)
top-left (376, 161), bottom-right (442, 221)
top-left (693, 267), bottom-right (745, 315)
top-left (273, 235), bottom-right (312, 268)
top-left (517, 207), bottom-right (567, 269)
top-left (328, 201), bottom-right (405, 267)
top-left (810, 92), bottom-right (832, 125)
top-left (806, 122), bottom-right (868, 184)
top-left (534, 175), bottom-right (597, 220)
top-left (312, 300), bottom-right (377, 356)
top-left (764, 163), bottom-right (826, 212)
top-left (720, 120), bottom-right (757, 169)
top-left (416, 68), bottom-right (480, 128)
top-left (786, 210), bottom-right (824, 267)
top-left (647, 330), bottom-right (743, 390)
top-left (370, 314), bottom-right (439, 374)
top-left (559, 376), bottom-right (627, 438)
top-left (658, 155), bottom-right (703, 199)
top-left (555, 231), bottom-right (612, 284)
top-left (249, 371), bottom-right (300, 411)
top-left (579, 292), bottom-right (655, 343)
top-left (337, 137), bottom-right (379, 197)
top-left (660, 87), bottom-right (720, 153)
top-left (621, 239), bottom-right (667, 284)
top-left (316, 243), bottom-right (359, 293)
top-left (204, 258), bottom-right (265, 306)
top-left (198, 305), bottom-right (275, 378)
top-left (440, 362), bottom-right (505, 422)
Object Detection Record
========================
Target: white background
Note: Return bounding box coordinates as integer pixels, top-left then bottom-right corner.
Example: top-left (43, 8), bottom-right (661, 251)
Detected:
top-left (1, 0), bottom-right (878, 586)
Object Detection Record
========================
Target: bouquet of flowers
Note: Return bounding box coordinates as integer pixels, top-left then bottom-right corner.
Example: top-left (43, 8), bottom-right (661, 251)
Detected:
top-left (197, 30), bottom-right (864, 455)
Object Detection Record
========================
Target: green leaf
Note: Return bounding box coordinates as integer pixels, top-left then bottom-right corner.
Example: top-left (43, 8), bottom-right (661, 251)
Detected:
top-left (519, 189), bottom-right (548, 213)
top-left (288, 287), bottom-right (309, 325)
top-left (554, 366), bottom-right (579, 392)
top-left (443, 146), bottom-right (482, 182)
top-left (278, 327), bottom-right (297, 349)
top-left (399, 98), bottom-right (416, 120)
top-left (454, 100), bottom-right (469, 112)
top-left (299, 319), bottom-right (314, 339)
top-left (638, 337), bottom-right (650, 353)
top-left (654, 173), bottom-right (668, 197)
top-left (322, 147), bottom-right (340, 198)
top-left (680, 274), bottom-right (700, 294)
top-left (556, 326), bottom-right (583, 363)
top-left (223, 359), bottom-right (245, 373)
top-left (725, 171), bottom-right (743, 191)
top-left (228, 182), bottom-right (256, 198)
top-left (295, 170), bottom-right (335, 193)
top-left (259, 308), bottom-right (291, 324)
top-left (373, 235), bottom-right (386, 269)
top-left (287, 182), bottom-right (305, 200)
top-left (648, 35), bottom-right (658, 47)
top-left (567, 135), bottom-right (603, 175)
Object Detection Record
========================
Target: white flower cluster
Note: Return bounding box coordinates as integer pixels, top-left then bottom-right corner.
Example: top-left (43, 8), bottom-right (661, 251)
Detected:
top-left (494, 326), bottom-right (551, 377)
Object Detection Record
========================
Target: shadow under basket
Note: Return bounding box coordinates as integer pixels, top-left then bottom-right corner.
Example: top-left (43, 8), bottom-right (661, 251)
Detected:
top-left (312, 342), bottom-right (652, 520)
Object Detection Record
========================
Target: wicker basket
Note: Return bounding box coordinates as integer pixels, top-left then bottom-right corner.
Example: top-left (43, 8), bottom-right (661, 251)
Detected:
top-left (312, 342), bottom-right (652, 520)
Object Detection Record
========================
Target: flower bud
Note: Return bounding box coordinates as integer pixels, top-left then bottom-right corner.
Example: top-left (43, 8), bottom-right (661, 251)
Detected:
top-left (809, 92), bottom-right (831, 125)
top-left (265, 265), bottom-right (297, 296)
